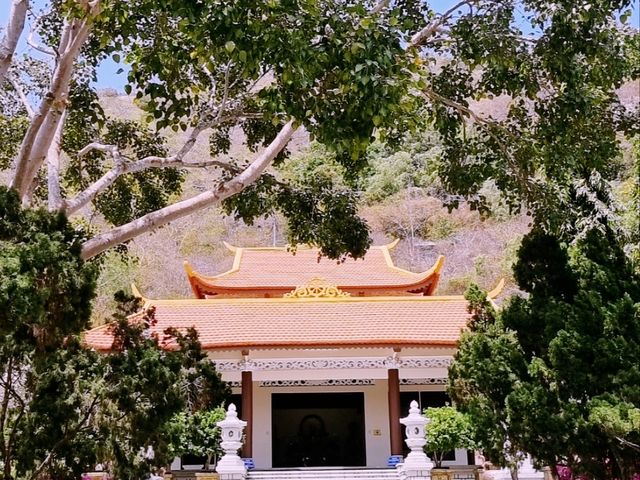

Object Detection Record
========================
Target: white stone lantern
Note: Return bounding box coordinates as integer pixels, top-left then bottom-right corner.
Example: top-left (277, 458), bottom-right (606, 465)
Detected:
top-left (215, 404), bottom-right (247, 480)
top-left (399, 400), bottom-right (434, 478)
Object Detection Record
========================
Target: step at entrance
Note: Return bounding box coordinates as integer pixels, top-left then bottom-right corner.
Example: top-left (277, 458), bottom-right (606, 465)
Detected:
top-left (247, 468), bottom-right (399, 480)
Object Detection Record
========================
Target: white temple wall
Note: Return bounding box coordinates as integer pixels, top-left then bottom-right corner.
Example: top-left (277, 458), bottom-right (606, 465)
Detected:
top-left (251, 380), bottom-right (392, 468)
top-left (238, 379), bottom-right (468, 469)
top-left (214, 348), bottom-right (468, 468)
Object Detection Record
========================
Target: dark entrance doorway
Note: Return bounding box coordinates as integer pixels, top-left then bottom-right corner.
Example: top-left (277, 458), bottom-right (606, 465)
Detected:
top-left (271, 392), bottom-right (366, 468)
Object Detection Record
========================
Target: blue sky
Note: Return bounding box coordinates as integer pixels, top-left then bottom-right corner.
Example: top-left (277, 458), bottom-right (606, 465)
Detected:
top-left (1, 0), bottom-right (638, 91)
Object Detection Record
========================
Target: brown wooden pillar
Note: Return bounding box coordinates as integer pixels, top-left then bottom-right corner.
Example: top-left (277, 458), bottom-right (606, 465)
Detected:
top-left (241, 369), bottom-right (253, 458)
top-left (388, 367), bottom-right (403, 456)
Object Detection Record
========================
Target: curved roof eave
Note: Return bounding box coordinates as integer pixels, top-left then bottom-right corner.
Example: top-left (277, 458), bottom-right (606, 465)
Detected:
top-left (184, 249), bottom-right (446, 298)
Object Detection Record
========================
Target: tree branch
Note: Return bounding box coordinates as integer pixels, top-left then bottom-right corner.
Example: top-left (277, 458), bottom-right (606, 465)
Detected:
top-left (65, 118), bottom-right (240, 215)
top-left (64, 144), bottom-right (125, 215)
top-left (421, 87), bottom-right (534, 195)
top-left (0, 0), bottom-right (28, 83)
top-left (421, 87), bottom-right (519, 158)
top-left (26, 13), bottom-right (55, 56)
top-left (422, 87), bottom-right (498, 128)
top-left (411, 0), bottom-right (477, 46)
top-left (80, 120), bottom-right (296, 259)
top-left (8, 74), bottom-right (35, 118)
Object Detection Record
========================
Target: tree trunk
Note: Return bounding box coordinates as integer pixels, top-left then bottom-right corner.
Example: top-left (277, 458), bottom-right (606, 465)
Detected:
top-left (0, 358), bottom-right (14, 480)
top-left (0, 0), bottom-right (28, 83)
top-left (47, 111), bottom-right (66, 211)
top-left (510, 466), bottom-right (519, 480)
top-left (11, 11), bottom-right (95, 200)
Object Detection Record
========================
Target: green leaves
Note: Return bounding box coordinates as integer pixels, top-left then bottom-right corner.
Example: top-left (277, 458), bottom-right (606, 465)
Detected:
top-left (0, 115), bottom-right (29, 170)
top-left (167, 407), bottom-right (226, 467)
top-left (424, 406), bottom-right (475, 468)
top-left (418, 0), bottom-right (638, 234)
top-left (449, 226), bottom-right (640, 477)
top-left (221, 167), bottom-right (372, 261)
top-left (0, 187), bottom-right (97, 351)
top-left (0, 196), bottom-right (229, 479)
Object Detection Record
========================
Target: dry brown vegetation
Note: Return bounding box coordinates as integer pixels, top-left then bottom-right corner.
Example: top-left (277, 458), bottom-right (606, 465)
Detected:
top-left (91, 94), bottom-right (531, 323)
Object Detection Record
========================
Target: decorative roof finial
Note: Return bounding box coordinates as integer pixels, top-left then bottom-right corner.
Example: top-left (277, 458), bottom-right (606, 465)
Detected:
top-left (284, 277), bottom-right (350, 299)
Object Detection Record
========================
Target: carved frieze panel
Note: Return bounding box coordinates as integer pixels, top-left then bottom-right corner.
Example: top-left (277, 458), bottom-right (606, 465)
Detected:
top-left (216, 358), bottom-right (386, 371)
top-left (215, 356), bottom-right (451, 372)
top-left (259, 379), bottom-right (375, 387)
top-left (400, 378), bottom-right (447, 385)
top-left (229, 378), bottom-right (446, 388)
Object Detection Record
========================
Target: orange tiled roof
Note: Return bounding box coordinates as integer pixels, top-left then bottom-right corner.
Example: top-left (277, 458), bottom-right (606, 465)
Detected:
top-left (84, 296), bottom-right (471, 352)
top-left (185, 241), bottom-right (444, 298)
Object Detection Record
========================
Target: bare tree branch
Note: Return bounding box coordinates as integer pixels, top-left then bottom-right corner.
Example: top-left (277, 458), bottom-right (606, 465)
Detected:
top-left (26, 14), bottom-right (55, 56)
top-left (77, 142), bottom-right (123, 157)
top-left (421, 87), bottom-right (519, 162)
top-left (7, 74), bottom-right (35, 118)
top-left (0, 0), bottom-right (28, 83)
top-left (65, 115), bottom-right (241, 215)
top-left (411, 0), bottom-right (477, 46)
top-left (422, 87), bottom-right (499, 129)
top-left (64, 144), bottom-right (125, 215)
top-left (80, 120), bottom-right (296, 259)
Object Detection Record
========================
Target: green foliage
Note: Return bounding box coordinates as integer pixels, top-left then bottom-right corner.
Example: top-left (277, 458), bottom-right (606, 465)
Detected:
top-left (449, 226), bottom-right (640, 478)
top-left (0, 190), bottom-right (229, 480)
top-left (99, 300), bottom-right (230, 479)
top-left (63, 114), bottom-right (185, 226)
top-left (279, 143), bottom-right (347, 189)
top-left (0, 186), bottom-right (98, 479)
top-left (0, 187), bottom-right (97, 351)
top-left (222, 170), bottom-right (371, 261)
top-left (91, 250), bottom-right (140, 324)
top-left (362, 132), bottom-right (442, 204)
top-left (417, 0), bottom-right (638, 236)
top-left (3, 0), bottom-right (637, 261)
top-left (94, 0), bottom-right (421, 164)
top-left (0, 115), bottom-right (29, 170)
top-left (617, 137), bottom-right (640, 269)
top-left (168, 407), bottom-right (226, 470)
top-left (424, 406), bottom-right (475, 468)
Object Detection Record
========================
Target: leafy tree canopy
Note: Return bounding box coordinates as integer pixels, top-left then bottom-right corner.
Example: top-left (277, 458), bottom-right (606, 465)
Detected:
top-left (0, 0), bottom-right (636, 259)
top-left (167, 406), bottom-right (227, 471)
top-left (424, 405), bottom-right (475, 468)
top-left (449, 226), bottom-right (640, 479)
top-left (0, 187), bottom-right (229, 480)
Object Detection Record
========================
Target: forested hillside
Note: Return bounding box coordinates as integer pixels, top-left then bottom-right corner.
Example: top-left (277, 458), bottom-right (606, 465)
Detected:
top-left (92, 85), bottom-right (638, 323)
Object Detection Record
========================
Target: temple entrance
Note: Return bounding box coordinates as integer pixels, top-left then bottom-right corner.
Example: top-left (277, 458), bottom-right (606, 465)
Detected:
top-left (271, 392), bottom-right (366, 468)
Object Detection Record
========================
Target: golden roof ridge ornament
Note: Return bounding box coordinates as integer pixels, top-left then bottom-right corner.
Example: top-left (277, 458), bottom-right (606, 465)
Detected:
top-left (284, 277), bottom-right (351, 299)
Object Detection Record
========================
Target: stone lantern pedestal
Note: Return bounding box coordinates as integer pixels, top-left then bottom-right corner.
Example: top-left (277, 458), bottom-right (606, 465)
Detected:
top-left (215, 404), bottom-right (247, 480)
top-left (397, 400), bottom-right (434, 480)
top-left (519, 456), bottom-right (544, 480)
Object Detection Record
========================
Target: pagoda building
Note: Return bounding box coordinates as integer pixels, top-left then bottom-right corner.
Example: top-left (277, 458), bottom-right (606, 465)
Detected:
top-left (85, 241), bottom-right (502, 470)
